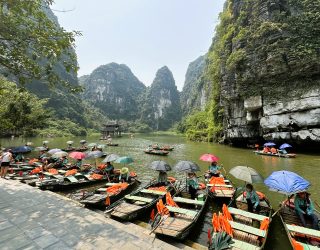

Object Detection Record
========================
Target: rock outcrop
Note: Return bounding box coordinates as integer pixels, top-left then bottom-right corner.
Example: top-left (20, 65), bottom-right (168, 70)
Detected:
top-left (81, 63), bottom-right (146, 120)
top-left (180, 55), bottom-right (208, 115)
top-left (206, 0), bottom-right (320, 146)
top-left (140, 66), bottom-right (181, 130)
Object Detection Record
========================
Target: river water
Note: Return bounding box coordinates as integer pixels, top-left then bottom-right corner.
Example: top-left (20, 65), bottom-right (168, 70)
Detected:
top-left (1, 133), bottom-right (319, 249)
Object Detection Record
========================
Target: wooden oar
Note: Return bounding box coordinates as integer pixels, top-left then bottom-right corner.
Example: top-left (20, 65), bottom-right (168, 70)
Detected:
top-left (272, 206), bottom-right (282, 218)
top-left (149, 213), bottom-right (169, 235)
top-left (315, 201), bottom-right (320, 210)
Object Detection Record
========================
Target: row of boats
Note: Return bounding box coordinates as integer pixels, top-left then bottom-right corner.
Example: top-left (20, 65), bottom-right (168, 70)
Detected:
top-left (5, 159), bottom-right (319, 249)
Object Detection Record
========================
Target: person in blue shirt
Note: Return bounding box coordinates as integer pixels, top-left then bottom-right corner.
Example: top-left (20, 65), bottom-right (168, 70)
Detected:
top-left (105, 162), bottom-right (114, 176)
top-left (208, 161), bottom-right (221, 177)
top-left (245, 183), bottom-right (261, 213)
top-left (294, 192), bottom-right (319, 230)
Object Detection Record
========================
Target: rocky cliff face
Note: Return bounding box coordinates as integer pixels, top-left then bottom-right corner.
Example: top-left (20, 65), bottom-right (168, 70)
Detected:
top-left (81, 63), bottom-right (146, 120)
top-left (140, 66), bottom-right (181, 130)
top-left (207, 0), bottom-right (320, 146)
top-left (180, 55), bottom-right (209, 115)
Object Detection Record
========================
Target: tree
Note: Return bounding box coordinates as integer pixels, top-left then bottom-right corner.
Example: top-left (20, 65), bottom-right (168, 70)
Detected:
top-left (0, 0), bottom-right (81, 91)
top-left (0, 77), bottom-right (50, 136)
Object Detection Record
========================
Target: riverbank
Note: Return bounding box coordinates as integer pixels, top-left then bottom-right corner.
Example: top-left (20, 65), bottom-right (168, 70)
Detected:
top-left (0, 178), bottom-right (192, 249)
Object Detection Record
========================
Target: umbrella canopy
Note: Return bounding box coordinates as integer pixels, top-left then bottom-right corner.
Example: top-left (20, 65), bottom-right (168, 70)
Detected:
top-left (150, 161), bottom-right (171, 172)
top-left (279, 143), bottom-right (292, 150)
top-left (48, 148), bottom-right (62, 155)
top-left (263, 142), bottom-right (276, 147)
top-left (69, 151), bottom-right (86, 160)
top-left (11, 146), bottom-right (32, 153)
top-left (88, 143), bottom-right (97, 147)
top-left (52, 151), bottom-right (68, 158)
top-left (79, 140), bottom-right (87, 144)
top-left (97, 144), bottom-right (106, 149)
top-left (199, 153), bottom-right (219, 162)
top-left (66, 141), bottom-right (74, 145)
top-left (115, 156), bottom-right (134, 164)
top-left (42, 141), bottom-right (49, 144)
top-left (102, 154), bottom-right (119, 163)
top-left (229, 166), bottom-right (264, 184)
top-left (35, 146), bottom-right (47, 151)
top-left (26, 142), bottom-right (33, 146)
top-left (174, 161), bottom-right (200, 172)
top-left (264, 170), bottom-right (310, 195)
top-left (86, 151), bottom-right (104, 159)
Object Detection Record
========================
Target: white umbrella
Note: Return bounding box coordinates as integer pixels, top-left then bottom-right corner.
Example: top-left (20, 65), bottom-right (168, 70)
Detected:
top-left (102, 154), bottom-right (119, 163)
top-left (229, 166), bottom-right (264, 184)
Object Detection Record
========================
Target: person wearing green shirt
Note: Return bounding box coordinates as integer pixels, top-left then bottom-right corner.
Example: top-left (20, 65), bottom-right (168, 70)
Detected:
top-left (294, 192), bottom-right (319, 230)
top-left (245, 183), bottom-right (261, 213)
top-left (187, 172), bottom-right (199, 199)
top-left (208, 161), bottom-right (221, 177)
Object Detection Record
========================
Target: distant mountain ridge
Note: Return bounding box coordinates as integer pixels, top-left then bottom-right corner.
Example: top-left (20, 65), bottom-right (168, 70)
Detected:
top-left (80, 64), bottom-right (182, 130)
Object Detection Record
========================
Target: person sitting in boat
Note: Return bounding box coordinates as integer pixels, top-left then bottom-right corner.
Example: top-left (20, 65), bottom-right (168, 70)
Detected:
top-left (187, 172), bottom-right (199, 199)
top-left (14, 153), bottom-right (24, 162)
top-left (105, 162), bottom-right (114, 176)
top-left (278, 148), bottom-right (288, 154)
top-left (38, 150), bottom-right (47, 161)
top-left (157, 171), bottom-right (168, 185)
top-left (119, 167), bottom-right (130, 183)
top-left (270, 147), bottom-right (278, 154)
top-left (245, 183), bottom-right (261, 213)
top-left (75, 159), bottom-right (82, 169)
top-left (294, 192), bottom-right (319, 230)
top-left (208, 161), bottom-right (221, 178)
top-left (55, 156), bottom-right (68, 169)
top-left (262, 147), bottom-right (270, 153)
top-left (91, 146), bottom-right (97, 151)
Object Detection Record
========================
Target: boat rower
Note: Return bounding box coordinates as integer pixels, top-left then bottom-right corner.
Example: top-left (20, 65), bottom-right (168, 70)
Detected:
top-left (245, 183), bottom-right (261, 213)
top-left (187, 172), bottom-right (199, 199)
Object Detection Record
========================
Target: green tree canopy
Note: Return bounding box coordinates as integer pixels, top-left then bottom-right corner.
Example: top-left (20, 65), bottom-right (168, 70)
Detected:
top-left (0, 0), bottom-right (80, 90)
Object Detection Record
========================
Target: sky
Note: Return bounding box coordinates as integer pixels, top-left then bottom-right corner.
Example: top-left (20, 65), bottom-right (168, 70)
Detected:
top-left (52, 0), bottom-right (225, 90)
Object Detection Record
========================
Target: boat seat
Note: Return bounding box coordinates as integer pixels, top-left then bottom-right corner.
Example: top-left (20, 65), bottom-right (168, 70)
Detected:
top-left (229, 238), bottom-right (260, 250)
top-left (286, 224), bottom-right (320, 238)
top-left (84, 174), bottom-right (93, 180)
top-left (140, 189), bottom-right (167, 195)
top-left (105, 183), bottom-right (119, 186)
top-left (97, 188), bottom-right (107, 192)
top-left (58, 170), bottom-right (66, 174)
top-left (296, 241), bottom-right (319, 250)
top-left (173, 197), bottom-right (205, 206)
top-left (207, 184), bottom-right (233, 188)
top-left (228, 207), bottom-right (268, 221)
top-left (125, 195), bottom-right (153, 203)
top-left (65, 176), bottom-right (78, 183)
top-left (166, 206), bottom-right (197, 217)
top-left (229, 221), bottom-right (266, 237)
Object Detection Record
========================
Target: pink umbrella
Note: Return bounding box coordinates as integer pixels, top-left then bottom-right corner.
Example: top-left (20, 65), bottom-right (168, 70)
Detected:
top-left (200, 153), bottom-right (219, 162)
top-left (69, 151), bottom-right (86, 160)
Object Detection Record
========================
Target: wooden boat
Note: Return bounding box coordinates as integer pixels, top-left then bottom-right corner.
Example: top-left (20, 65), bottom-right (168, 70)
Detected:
top-left (254, 151), bottom-right (296, 158)
top-left (210, 191), bottom-right (272, 249)
top-left (75, 147), bottom-right (88, 152)
top-left (106, 181), bottom-right (176, 221)
top-left (37, 172), bottom-right (108, 191)
top-left (62, 147), bottom-right (76, 152)
top-left (152, 145), bottom-right (174, 151)
top-left (144, 149), bottom-right (169, 156)
top-left (152, 190), bottom-right (208, 240)
top-left (106, 143), bottom-right (119, 147)
top-left (279, 197), bottom-right (320, 249)
top-left (206, 175), bottom-right (236, 200)
top-left (80, 180), bottom-right (139, 209)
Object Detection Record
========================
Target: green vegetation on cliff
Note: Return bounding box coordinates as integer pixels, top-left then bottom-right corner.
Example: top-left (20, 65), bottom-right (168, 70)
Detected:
top-left (181, 0), bottom-right (320, 142)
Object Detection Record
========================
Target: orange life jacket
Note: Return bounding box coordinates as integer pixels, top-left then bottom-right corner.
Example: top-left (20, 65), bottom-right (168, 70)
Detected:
top-left (65, 169), bottom-right (77, 176)
top-left (90, 173), bottom-right (104, 180)
top-left (222, 204), bottom-right (233, 221)
top-left (198, 182), bottom-right (206, 190)
top-left (292, 239), bottom-right (304, 250)
top-left (105, 196), bottom-right (111, 206)
top-left (260, 218), bottom-right (270, 230)
top-left (156, 199), bottom-right (169, 215)
top-left (148, 186), bottom-right (167, 192)
top-left (48, 168), bottom-right (58, 175)
top-left (106, 183), bottom-right (128, 194)
top-left (166, 192), bottom-right (178, 207)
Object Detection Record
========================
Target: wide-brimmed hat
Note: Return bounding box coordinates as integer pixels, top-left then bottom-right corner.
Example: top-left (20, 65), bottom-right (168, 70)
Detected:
top-left (120, 167), bottom-right (129, 174)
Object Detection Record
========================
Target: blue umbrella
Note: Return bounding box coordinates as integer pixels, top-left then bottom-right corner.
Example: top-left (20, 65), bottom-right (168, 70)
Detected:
top-left (115, 156), bottom-right (134, 164)
top-left (11, 146), bottom-right (32, 153)
top-left (264, 142), bottom-right (276, 147)
top-left (279, 143), bottom-right (292, 150)
top-left (264, 170), bottom-right (310, 195)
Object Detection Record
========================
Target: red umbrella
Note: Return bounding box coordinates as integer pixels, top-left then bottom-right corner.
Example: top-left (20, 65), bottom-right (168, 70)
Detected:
top-left (69, 151), bottom-right (86, 160)
top-left (200, 153), bottom-right (219, 162)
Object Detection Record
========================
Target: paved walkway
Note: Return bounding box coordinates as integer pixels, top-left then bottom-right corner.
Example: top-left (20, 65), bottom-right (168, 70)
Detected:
top-left (0, 179), bottom-right (192, 250)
